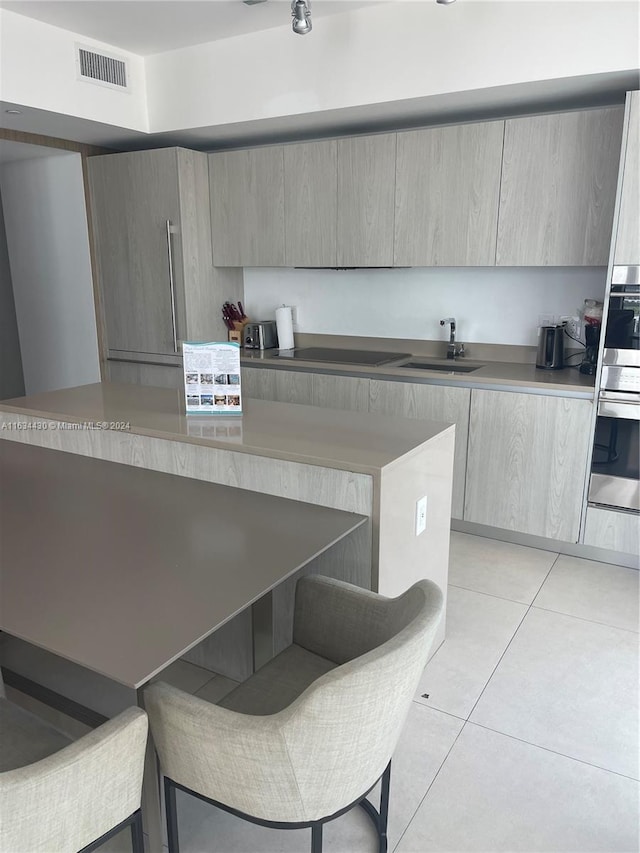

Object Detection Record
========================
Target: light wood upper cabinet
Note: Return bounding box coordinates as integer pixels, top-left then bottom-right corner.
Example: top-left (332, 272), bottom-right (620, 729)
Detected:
top-left (496, 107), bottom-right (624, 266)
top-left (464, 389), bottom-right (592, 541)
top-left (284, 140), bottom-right (337, 266)
top-left (337, 134), bottom-right (396, 267)
top-left (614, 91), bottom-right (640, 264)
top-left (369, 379), bottom-right (470, 519)
top-left (395, 121), bottom-right (504, 266)
top-left (88, 148), bottom-right (225, 356)
top-left (209, 146), bottom-right (285, 266)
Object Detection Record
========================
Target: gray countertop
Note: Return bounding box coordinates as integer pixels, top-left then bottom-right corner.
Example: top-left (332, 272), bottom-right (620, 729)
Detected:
top-left (241, 349), bottom-right (595, 397)
top-left (0, 382), bottom-right (453, 474)
top-left (108, 335), bottom-right (595, 397)
top-left (0, 441), bottom-right (367, 688)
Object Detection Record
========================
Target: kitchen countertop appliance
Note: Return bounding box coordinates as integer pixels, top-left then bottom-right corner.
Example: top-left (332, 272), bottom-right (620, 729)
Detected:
top-left (588, 265), bottom-right (640, 514)
top-left (536, 324), bottom-right (564, 370)
top-left (243, 321), bottom-right (278, 350)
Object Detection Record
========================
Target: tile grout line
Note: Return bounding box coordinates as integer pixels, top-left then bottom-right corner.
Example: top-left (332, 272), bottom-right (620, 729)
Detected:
top-left (393, 550), bottom-right (632, 850)
top-left (529, 550), bottom-right (562, 608)
top-left (466, 719), bottom-right (640, 783)
top-left (528, 603), bottom-right (640, 635)
top-left (391, 719), bottom-right (468, 853)
top-left (463, 552), bottom-right (560, 722)
top-left (417, 555), bottom-right (561, 719)
top-left (448, 580), bottom-right (544, 606)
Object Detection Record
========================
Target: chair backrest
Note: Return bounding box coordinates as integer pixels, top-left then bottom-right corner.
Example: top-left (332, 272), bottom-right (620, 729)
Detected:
top-left (145, 576), bottom-right (443, 826)
top-left (281, 577), bottom-right (443, 819)
top-left (0, 706), bottom-right (148, 853)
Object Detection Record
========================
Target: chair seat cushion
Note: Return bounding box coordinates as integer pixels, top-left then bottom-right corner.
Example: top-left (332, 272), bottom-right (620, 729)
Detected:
top-left (0, 698), bottom-right (72, 772)
top-left (218, 644), bottom-right (337, 716)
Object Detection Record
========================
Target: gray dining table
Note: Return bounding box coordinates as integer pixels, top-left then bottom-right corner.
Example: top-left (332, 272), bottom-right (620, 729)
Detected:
top-left (0, 440), bottom-right (367, 849)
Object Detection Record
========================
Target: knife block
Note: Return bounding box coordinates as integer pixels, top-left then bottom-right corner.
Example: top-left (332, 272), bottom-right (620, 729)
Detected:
top-left (228, 320), bottom-right (248, 344)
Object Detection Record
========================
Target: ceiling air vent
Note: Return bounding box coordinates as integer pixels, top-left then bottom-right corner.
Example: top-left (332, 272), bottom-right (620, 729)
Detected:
top-left (76, 46), bottom-right (128, 90)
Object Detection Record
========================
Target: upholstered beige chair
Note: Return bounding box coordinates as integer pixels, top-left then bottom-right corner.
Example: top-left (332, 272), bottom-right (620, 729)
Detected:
top-left (0, 670), bottom-right (148, 853)
top-left (146, 574), bottom-right (444, 853)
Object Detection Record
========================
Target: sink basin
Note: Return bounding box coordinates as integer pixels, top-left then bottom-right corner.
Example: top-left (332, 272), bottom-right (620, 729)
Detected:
top-left (399, 361), bottom-right (483, 374)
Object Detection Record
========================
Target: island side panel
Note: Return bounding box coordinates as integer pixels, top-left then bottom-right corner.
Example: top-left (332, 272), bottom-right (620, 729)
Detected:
top-left (0, 415), bottom-right (373, 515)
top-left (377, 427), bottom-right (455, 651)
top-left (271, 520), bottom-right (373, 656)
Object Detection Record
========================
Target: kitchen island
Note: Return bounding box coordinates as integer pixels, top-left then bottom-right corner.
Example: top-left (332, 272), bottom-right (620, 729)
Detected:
top-left (0, 382), bottom-right (455, 654)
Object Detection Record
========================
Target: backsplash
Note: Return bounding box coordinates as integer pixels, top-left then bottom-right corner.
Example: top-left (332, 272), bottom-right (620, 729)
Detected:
top-left (243, 267), bottom-right (607, 348)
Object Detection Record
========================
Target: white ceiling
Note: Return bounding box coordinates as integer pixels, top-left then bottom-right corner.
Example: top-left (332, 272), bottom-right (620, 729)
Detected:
top-left (0, 0), bottom-right (379, 55)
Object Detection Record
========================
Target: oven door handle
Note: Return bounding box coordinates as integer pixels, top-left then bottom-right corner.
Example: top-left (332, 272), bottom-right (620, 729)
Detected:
top-left (598, 396), bottom-right (640, 420)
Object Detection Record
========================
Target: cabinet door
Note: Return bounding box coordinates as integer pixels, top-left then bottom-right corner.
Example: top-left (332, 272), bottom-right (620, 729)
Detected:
top-left (312, 374), bottom-right (370, 413)
top-left (614, 91), bottom-right (640, 264)
top-left (241, 367), bottom-right (313, 404)
top-left (337, 134), bottom-right (396, 267)
top-left (209, 147), bottom-right (285, 266)
top-left (369, 380), bottom-right (470, 519)
top-left (108, 360), bottom-right (182, 389)
top-left (464, 390), bottom-right (592, 541)
top-left (496, 108), bottom-right (624, 265)
top-left (284, 141), bottom-right (337, 266)
top-left (88, 149), bottom-right (183, 355)
top-left (395, 121), bottom-right (504, 266)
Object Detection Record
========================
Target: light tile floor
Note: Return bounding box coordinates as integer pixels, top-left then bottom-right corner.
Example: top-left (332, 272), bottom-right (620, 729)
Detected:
top-left (113, 533), bottom-right (640, 852)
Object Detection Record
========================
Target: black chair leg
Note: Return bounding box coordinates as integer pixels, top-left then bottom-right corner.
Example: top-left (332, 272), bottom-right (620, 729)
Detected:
top-left (311, 821), bottom-right (323, 853)
top-left (130, 810), bottom-right (145, 853)
top-left (378, 762), bottom-right (391, 853)
top-left (165, 777), bottom-right (180, 853)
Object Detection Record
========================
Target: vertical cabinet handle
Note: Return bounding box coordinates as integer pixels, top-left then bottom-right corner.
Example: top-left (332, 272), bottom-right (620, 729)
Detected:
top-left (165, 219), bottom-right (178, 353)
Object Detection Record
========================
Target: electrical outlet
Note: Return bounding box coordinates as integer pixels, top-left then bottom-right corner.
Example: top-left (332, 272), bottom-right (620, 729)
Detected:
top-left (561, 315), bottom-right (581, 339)
top-left (415, 496), bottom-right (427, 536)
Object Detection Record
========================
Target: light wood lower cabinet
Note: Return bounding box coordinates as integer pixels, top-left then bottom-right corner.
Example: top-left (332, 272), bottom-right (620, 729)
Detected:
top-left (312, 374), bottom-right (370, 412)
top-left (241, 367), bottom-right (313, 405)
top-left (464, 390), bottom-right (592, 541)
top-left (369, 380), bottom-right (470, 520)
top-left (108, 360), bottom-right (182, 389)
top-left (583, 507), bottom-right (639, 556)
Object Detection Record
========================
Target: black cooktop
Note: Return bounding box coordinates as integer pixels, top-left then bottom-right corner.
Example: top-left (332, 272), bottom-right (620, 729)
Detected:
top-left (274, 347), bottom-right (411, 366)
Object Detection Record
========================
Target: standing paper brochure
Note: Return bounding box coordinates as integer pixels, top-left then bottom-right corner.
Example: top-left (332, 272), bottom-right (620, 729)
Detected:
top-left (183, 342), bottom-right (242, 415)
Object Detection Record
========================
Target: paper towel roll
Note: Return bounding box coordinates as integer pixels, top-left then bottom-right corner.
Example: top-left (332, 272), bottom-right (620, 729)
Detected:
top-left (276, 305), bottom-right (295, 350)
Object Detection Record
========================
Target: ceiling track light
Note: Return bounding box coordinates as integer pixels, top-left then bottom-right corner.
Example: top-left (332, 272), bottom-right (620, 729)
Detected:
top-left (287, 0), bottom-right (453, 36)
top-left (291, 0), bottom-right (312, 35)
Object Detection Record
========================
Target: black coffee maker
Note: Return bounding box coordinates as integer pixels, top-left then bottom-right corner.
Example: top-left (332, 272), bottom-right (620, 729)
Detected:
top-left (580, 322), bottom-right (601, 375)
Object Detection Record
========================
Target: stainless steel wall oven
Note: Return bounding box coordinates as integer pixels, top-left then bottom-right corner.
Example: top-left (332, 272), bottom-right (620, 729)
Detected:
top-left (588, 265), bottom-right (640, 514)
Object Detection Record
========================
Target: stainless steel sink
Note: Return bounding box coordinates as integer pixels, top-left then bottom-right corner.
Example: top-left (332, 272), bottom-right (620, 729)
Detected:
top-left (399, 361), bottom-right (484, 374)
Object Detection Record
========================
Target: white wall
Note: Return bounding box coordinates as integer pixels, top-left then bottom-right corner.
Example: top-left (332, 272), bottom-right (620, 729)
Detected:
top-left (0, 9), bottom-right (147, 132)
top-left (0, 153), bottom-right (101, 395)
top-left (146, 1), bottom-right (639, 133)
top-left (2, 2), bottom-right (635, 140)
top-left (243, 267), bottom-right (608, 348)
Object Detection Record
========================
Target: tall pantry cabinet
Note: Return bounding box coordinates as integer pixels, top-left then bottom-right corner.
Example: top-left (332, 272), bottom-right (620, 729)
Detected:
top-left (88, 148), bottom-right (240, 357)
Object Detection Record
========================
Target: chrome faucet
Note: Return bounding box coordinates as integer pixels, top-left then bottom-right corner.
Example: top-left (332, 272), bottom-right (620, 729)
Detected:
top-left (440, 317), bottom-right (465, 359)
